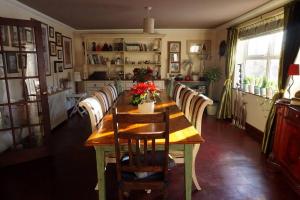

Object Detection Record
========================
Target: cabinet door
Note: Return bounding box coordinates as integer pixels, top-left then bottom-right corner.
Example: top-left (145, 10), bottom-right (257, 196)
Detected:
top-left (280, 120), bottom-right (300, 182)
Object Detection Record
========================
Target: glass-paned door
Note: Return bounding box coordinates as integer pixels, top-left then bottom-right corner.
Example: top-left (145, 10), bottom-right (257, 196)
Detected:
top-left (0, 17), bottom-right (50, 163)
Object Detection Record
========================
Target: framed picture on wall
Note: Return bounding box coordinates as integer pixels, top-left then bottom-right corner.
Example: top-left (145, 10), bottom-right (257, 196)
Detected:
top-left (168, 41), bottom-right (181, 74)
top-left (54, 61), bottom-right (63, 73)
top-left (57, 50), bottom-right (63, 60)
top-left (55, 32), bottom-right (62, 46)
top-left (49, 26), bottom-right (54, 38)
top-left (62, 36), bottom-right (73, 69)
top-left (0, 25), bottom-right (9, 46)
top-left (49, 41), bottom-right (57, 56)
top-left (41, 22), bottom-right (51, 76)
top-left (6, 53), bottom-right (18, 73)
top-left (169, 42), bottom-right (180, 53)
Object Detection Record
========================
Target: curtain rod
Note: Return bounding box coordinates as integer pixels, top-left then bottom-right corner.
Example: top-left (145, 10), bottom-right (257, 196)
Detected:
top-left (237, 7), bottom-right (284, 29)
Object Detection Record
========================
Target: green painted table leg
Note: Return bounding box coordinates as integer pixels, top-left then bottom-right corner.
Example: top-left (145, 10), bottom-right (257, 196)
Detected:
top-left (95, 147), bottom-right (106, 200)
top-left (184, 144), bottom-right (193, 200)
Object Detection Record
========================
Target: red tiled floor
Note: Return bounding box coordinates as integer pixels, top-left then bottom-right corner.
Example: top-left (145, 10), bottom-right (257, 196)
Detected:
top-left (0, 115), bottom-right (299, 200)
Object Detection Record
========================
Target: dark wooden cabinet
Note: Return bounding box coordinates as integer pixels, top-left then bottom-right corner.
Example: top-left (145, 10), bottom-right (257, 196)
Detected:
top-left (273, 99), bottom-right (300, 195)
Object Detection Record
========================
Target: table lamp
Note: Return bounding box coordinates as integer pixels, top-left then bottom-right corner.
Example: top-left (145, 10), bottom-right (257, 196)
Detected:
top-left (287, 64), bottom-right (300, 99)
top-left (74, 72), bottom-right (82, 93)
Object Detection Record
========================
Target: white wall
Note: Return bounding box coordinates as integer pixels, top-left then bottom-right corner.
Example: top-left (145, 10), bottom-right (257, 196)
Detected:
top-left (0, 0), bottom-right (75, 92)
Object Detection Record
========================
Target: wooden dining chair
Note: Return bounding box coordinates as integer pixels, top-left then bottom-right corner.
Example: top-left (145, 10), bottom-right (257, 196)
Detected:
top-left (112, 108), bottom-right (171, 200)
top-left (170, 94), bottom-right (213, 191)
top-left (172, 83), bottom-right (185, 107)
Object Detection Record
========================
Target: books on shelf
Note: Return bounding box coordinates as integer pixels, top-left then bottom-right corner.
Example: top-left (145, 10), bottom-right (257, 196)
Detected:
top-left (291, 97), bottom-right (300, 106)
top-left (88, 54), bottom-right (108, 65)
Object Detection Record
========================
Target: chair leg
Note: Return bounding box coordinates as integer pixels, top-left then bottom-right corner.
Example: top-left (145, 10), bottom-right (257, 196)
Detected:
top-left (192, 144), bottom-right (201, 191)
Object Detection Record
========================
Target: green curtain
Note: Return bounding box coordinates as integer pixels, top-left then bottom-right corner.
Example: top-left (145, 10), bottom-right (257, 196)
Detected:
top-left (262, 1), bottom-right (300, 154)
top-left (216, 28), bottom-right (238, 119)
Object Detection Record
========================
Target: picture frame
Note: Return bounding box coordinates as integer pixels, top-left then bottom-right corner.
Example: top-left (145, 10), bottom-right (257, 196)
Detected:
top-left (0, 25), bottom-right (9, 46)
top-left (49, 41), bottom-right (57, 56)
top-left (187, 40), bottom-right (211, 59)
top-left (57, 50), bottom-right (63, 60)
top-left (18, 54), bottom-right (27, 69)
top-left (49, 26), bottom-right (54, 38)
top-left (170, 63), bottom-right (180, 73)
top-left (6, 53), bottom-right (18, 73)
top-left (168, 41), bottom-right (181, 73)
top-left (54, 61), bottom-right (63, 73)
top-left (55, 32), bottom-right (62, 46)
top-left (169, 41), bottom-right (181, 53)
top-left (62, 36), bottom-right (73, 69)
top-left (41, 22), bottom-right (51, 76)
top-left (24, 29), bottom-right (33, 43)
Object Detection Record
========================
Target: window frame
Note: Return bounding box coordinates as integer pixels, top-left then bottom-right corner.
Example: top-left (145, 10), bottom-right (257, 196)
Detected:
top-left (236, 31), bottom-right (283, 90)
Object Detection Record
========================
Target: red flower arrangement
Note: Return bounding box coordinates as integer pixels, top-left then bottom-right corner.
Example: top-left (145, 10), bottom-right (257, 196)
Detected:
top-left (130, 81), bottom-right (159, 105)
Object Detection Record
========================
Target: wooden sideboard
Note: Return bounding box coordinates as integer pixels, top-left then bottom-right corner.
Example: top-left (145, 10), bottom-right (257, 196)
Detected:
top-left (84, 80), bottom-right (165, 96)
top-left (272, 99), bottom-right (300, 195)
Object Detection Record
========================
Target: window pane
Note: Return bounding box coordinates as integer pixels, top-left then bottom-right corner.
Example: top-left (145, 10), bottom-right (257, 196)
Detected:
top-left (269, 59), bottom-right (279, 88)
top-left (271, 32), bottom-right (283, 56)
top-left (247, 35), bottom-right (269, 56)
top-left (245, 60), bottom-right (267, 78)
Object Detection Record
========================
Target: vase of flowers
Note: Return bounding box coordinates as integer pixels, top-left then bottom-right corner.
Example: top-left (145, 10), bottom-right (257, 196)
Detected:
top-left (130, 81), bottom-right (159, 113)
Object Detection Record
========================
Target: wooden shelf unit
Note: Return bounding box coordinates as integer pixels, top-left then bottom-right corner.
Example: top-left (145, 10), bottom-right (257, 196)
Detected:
top-left (82, 33), bottom-right (165, 80)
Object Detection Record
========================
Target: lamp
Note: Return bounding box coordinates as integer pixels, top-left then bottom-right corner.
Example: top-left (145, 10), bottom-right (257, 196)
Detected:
top-left (143, 6), bottom-right (155, 33)
top-left (74, 72), bottom-right (82, 93)
top-left (287, 64), bottom-right (300, 98)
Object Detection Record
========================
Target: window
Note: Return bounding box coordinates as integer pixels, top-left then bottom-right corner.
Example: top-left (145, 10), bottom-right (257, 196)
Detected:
top-left (235, 31), bottom-right (283, 95)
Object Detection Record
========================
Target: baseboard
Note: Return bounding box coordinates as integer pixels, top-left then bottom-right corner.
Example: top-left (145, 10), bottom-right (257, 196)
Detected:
top-left (245, 123), bottom-right (263, 143)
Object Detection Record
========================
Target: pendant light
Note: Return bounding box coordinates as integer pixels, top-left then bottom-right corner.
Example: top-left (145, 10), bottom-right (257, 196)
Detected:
top-left (143, 6), bottom-right (155, 33)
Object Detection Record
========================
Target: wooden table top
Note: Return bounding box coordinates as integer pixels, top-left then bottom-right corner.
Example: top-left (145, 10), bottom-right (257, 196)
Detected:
top-left (85, 91), bottom-right (204, 146)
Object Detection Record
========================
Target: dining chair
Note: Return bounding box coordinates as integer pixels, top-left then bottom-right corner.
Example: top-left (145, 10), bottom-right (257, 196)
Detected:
top-left (112, 107), bottom-right (171, 200)
top-left (94, 91), bottom-right (110, 114)
top-left (170, 94), bottom-right (213, 191)
top-left (107, 83), bottom-right (118, 100)
top-left (172, 83), bottom-right (185, 107)
top-left (79, 97), bottom-right (103, 132)
top-left (178, 87), bottom-right (197, 113)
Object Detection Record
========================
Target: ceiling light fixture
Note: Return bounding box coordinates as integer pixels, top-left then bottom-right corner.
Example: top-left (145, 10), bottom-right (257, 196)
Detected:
top-left (143, 6), bottom-right (155, 33)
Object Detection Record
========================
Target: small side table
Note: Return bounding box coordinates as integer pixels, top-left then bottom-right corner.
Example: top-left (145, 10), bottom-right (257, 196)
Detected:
top-left (67, 93), bottom-right (87, 117)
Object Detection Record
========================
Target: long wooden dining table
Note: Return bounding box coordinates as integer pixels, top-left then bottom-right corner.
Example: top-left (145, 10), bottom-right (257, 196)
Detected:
top-left (85, 91), bottom-right (204, 200)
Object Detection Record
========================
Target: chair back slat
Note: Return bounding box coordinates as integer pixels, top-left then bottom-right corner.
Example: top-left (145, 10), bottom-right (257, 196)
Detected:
top-left (144, 139), bottom-right (148, 165)
top-left (151, 138), bottom-right (156, 165)
top-left (128, 139), bottom-right (134, 166)
top-left (135, 139), bottom-right (141, 166)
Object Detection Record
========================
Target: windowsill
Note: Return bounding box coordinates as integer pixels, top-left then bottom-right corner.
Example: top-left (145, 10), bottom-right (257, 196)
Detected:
top-left (232, 88), bottom-right (273, 100)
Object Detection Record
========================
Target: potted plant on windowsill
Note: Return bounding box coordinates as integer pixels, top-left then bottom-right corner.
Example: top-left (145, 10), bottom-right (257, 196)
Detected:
top-left (203, 67), bottom-right (222, 116)
top-left (254, 77), bottom-right (262, 95)
top-left (266, 80), bottom-right (274, 99)
top-left (242, 77), bottom-right (250, 92)
top-left (260, 76), bottom-right (267, 97)
top-left (248, 77), bottom-right (255, 94)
